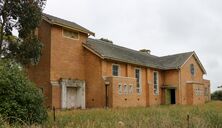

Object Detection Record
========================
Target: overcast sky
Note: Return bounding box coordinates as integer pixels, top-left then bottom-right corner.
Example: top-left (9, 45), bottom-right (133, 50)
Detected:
top-left (44, 0), bottom-right (222, 92)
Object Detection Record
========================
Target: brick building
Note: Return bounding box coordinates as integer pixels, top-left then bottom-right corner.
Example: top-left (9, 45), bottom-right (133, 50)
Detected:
top-left (27, 14), bottom-right (211, 109)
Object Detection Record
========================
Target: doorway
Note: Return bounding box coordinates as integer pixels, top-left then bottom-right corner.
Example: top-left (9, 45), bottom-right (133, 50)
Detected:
top-left (66, 87), bottom-right (77, 109)
top-left (170, 89), bottom-right (176, 104)
top-left (165, 89), bottom-right (176, 105)
top-left (60, 79), bottom-right (85, 109)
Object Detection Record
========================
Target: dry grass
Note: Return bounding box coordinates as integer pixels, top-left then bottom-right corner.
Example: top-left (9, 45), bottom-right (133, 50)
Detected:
top-left (1, 101), bottom-right (222, 128)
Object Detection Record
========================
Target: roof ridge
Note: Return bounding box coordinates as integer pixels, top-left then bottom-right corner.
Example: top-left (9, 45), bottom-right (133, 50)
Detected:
top-left (86, 38), bottom-right (201, 71)
top-left (88, 38), bottom-right (158, 58)
top-left (160, 51), bottom-right (194, 58)
top-left (43, 13), bottom-right (78, 25)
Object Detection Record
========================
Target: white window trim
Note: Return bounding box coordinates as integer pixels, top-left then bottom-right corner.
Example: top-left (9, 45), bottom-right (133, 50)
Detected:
top-left (135, 68), bottom-right (142, 95)
top-left (153, 71), bottom-right (159, 95)
top-left (129, 84), bottom-right (133, 94)
top-left (118, 83), bottom-right (122, 95)
top-left (124, 84), bottom-right (128, 94)
top-left (62, 28), bottom-right (80, 40)
top-left (112, 64), bottom-right (120, 76)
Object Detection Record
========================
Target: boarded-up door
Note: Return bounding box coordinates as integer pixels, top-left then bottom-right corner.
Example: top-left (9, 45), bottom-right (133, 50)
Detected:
top-left (165, 89), bottom-right (171, 105)
top-left (66, 87), bottom-right (77, 108)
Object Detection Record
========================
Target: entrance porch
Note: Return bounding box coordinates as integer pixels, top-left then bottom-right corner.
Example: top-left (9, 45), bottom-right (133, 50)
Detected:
top-left (162, 86), bottom-right (177, 105)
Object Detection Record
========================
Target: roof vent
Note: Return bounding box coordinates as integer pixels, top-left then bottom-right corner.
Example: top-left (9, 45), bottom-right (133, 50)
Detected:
top-left (100, 38), bottom-right (113, 44)
top-left (139, 49), bottom-right (151, 54)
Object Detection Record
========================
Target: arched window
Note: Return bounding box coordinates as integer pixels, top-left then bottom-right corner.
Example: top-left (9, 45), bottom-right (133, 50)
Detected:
top-left (190, 64), bottom-right (195, 76)
top-left (124, 84), bottom-right (128, 94)
top-left (129, 85), bottom-right (133, 94)
top-left (118, 83), bottom-right (122, 95)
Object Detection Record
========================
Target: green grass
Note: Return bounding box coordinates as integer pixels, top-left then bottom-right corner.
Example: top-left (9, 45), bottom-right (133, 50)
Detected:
top-left (2, 101), bottom-right (222, 128)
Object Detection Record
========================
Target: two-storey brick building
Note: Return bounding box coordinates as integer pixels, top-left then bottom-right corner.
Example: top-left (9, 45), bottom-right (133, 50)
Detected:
top-left (27, 14), bottom-right (211, 109)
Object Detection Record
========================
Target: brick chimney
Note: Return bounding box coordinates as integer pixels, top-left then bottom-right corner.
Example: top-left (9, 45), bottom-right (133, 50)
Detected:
top-left (139, 49), bottom-right (151, 54)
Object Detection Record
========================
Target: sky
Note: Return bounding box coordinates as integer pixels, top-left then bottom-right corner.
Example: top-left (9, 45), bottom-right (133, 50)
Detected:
top-left (44, 0), bottom-right (222, 92)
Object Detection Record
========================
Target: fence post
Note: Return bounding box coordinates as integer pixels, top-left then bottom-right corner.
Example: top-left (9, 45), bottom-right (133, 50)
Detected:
top-left (187, 114), bottom-right (190, 128)
top-left (53, 106), bottom-right (56, 122)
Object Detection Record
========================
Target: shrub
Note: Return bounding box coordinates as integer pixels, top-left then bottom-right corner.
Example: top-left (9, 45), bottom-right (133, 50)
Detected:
top-left (0, 59), bottom-right (47, 125)
top-left (211, 90), bottom-right (222, 101)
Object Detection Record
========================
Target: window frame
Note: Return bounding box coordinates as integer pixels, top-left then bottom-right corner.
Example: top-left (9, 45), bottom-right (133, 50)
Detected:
top-left (124, 84), bottom-right (128, 94)
top-left (129, 84), bottom-right (133, 94)
top-left (62, 28), bottom-right (79, 40)
top-left (112, 64), bottom-right (120, 76)
top-left (118, 83), bottom-right (122, 95)
top-left (135, 68), bottom-right (142, 95)
top-left (190, 64), bottom-right (195, 76)
top-left (153, 71), bottom-right (159, 95)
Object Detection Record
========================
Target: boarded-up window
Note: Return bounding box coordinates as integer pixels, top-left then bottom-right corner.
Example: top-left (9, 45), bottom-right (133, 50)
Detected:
top-left (63, 29), bottom-right (79, 39)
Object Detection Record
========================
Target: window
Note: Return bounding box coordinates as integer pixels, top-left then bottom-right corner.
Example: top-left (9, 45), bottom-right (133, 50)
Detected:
top-left (135, 68), bottom-right (141, 94)
top-left (195, 88), bottom-right (202, 96)
top-left (124, 84), bottom-right (128, 94)
top-left (112, 64), bottom-right (120, 76)
top-left (63, 29), bottom-right (79, 39)
top-left (118, 83), bottom-right (122, 94)
top-left (129, 85), bottom-right (133, 94)
top-left (190, 64), bottom-right (195, 76)
top-left (195, 88), bottom-right (198, 96)
top-left (154, 71), bottom-right (159, 95)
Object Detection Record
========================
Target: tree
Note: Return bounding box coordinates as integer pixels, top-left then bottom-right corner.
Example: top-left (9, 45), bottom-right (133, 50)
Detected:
top-left (0, 0), bottom-right (46, 65)
top-left (211, 90), bottom-right (222, 101)
top-left (0, 59), bottom-right (47, 124)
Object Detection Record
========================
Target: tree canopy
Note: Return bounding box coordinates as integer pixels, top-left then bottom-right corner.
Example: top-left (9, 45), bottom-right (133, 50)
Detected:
top-left (0, 0), bottom-right (46, 65)
top-left (0, 59), bottom-right (47, 124)
top-left (211, 90), bottom-right (222, 101)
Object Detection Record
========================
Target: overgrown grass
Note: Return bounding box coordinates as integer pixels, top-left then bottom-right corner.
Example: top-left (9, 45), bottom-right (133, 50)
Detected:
top-left (2, 101), bottom-right (222, 128)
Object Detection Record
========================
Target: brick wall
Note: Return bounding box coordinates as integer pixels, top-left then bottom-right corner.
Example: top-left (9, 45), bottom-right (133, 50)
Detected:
top-left (50, 26), bottom-right (88, 81)
top-left (84, 49), bottom-right (105, 108)
top-left (106, 76), bottom-right (143, 107)
top-left (27, 20), bottom-right (52, 108)
top-left (181, 55), bottom-right (208, 105)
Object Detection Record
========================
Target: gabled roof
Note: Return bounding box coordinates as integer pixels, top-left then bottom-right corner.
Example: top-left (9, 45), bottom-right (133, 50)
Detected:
top-left (84, 38), bottom-right (206, 74)
top-left (159, 52), bottom-right (194, 69)
top-left (42, 13), bottom-right (95, 36)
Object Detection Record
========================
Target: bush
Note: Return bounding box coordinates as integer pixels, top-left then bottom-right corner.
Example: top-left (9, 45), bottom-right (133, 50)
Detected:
top-left (0, 59), bottom-right (47, 125)
top-left (211, 90), bottom-right (222, 101)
